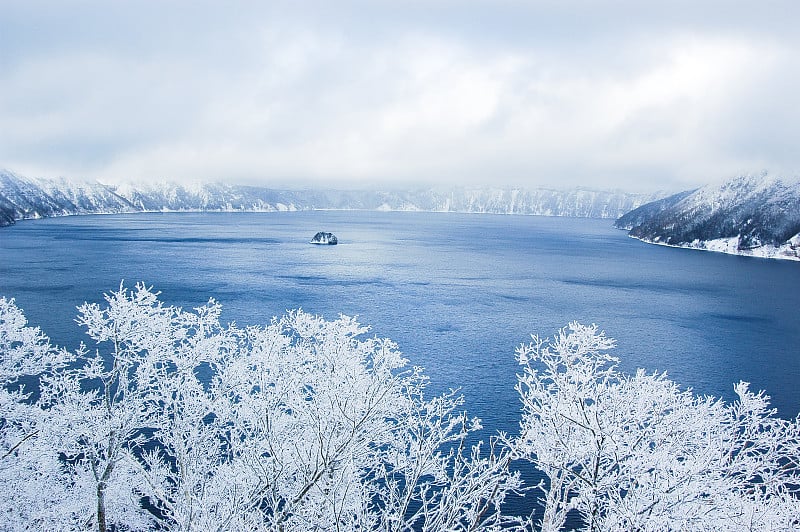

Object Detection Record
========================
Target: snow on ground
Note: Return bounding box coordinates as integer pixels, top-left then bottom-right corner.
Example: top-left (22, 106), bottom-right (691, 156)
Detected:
top-left (632, 234), bottom-right (800, 261)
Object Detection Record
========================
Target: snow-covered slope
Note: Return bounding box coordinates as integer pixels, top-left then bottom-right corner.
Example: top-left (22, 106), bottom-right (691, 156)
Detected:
top-left (1, 170), bottom-right (664, 226)
top-left (615, 174), bottom-right (800, 261)
top-left (0, 170), bottom-right (137, 225)
top-left (107, 182), bottom-right (663, 219)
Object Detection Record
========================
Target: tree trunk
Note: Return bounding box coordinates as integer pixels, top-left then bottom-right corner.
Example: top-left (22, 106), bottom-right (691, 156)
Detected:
top-left (97, 481), bottom-right (107, 532)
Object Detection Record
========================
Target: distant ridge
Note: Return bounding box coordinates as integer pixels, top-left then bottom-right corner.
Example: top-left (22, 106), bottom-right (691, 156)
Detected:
top-left (0, 170), bottom-right (138, 226)
top-left (615, 173), bottom-right (800, 261)
top-left (0, 170), bottom-right (664, 227)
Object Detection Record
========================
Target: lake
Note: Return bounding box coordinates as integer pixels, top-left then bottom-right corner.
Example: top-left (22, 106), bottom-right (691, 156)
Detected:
top-left (2, 210), bottom-right (799, 432)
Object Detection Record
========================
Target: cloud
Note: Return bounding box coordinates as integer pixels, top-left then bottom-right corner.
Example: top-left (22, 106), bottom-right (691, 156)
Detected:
top-left (1, 1), bottom-right (799, 191)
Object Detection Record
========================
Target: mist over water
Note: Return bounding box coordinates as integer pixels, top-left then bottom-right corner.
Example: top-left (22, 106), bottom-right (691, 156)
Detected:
top-left (2, 211), bottom-right (799, 427)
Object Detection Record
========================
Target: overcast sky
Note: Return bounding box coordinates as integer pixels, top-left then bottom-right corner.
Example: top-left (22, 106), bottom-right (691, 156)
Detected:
top-left (1, 1), bottom-right (798, 191)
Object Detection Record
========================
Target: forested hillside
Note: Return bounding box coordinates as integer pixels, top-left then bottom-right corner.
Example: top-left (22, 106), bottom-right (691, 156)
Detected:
top-left (616, 174), bottom-right (800, 260)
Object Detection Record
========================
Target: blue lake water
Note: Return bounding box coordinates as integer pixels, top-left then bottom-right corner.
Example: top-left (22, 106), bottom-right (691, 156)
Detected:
top-left (1, 210), bottom-right (799, 431)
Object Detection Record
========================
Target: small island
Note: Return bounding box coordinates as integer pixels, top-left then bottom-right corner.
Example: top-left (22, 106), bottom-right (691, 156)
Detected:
top-left (310, 231), bottom-right (338, 245)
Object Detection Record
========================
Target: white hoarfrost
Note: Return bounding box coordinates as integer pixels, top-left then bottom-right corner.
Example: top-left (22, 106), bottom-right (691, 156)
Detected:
top-left (512, 323), bottom-right (800, 531)
top-left (2, 287), bottom-right (799, 531)
top-left (0, 285), bottom-right (521, 531)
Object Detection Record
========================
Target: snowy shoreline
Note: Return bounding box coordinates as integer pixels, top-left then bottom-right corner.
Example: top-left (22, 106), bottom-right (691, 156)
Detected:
top-left (630, 234), bottom-right (800, 262)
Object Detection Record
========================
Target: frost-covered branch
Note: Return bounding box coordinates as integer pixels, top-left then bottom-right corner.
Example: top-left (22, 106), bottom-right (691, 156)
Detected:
top-left (513, 322), bottom-right (800, 531)
top-left (2, 289), bottom-right (799, 531)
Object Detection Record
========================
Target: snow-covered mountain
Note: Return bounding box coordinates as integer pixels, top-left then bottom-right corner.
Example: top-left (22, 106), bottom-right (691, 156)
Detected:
top-left (0, 170), bottom-right (138, 225)
top-left (0, 169), bottom-right (663, 227)
top-left (615, 174), bottom-right (800, 260)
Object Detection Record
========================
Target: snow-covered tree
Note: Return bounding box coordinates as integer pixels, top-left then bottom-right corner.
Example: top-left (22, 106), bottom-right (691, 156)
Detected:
top-left (136, 304), bottom-right (522, 530)
top-left (40, 283), bottom-right (228, 531)
top-left (0, 297), bottom-right (81, 529)
top-left (0, 285), bottom-right (519, 531)
top-left (512, 322), bottom-right (800, 531)
top-left (3, 287), bottom-right (800, 531)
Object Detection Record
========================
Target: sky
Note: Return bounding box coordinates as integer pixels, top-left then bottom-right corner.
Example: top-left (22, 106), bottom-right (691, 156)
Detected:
top-left (1, 1), bottom-right (799, 192)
